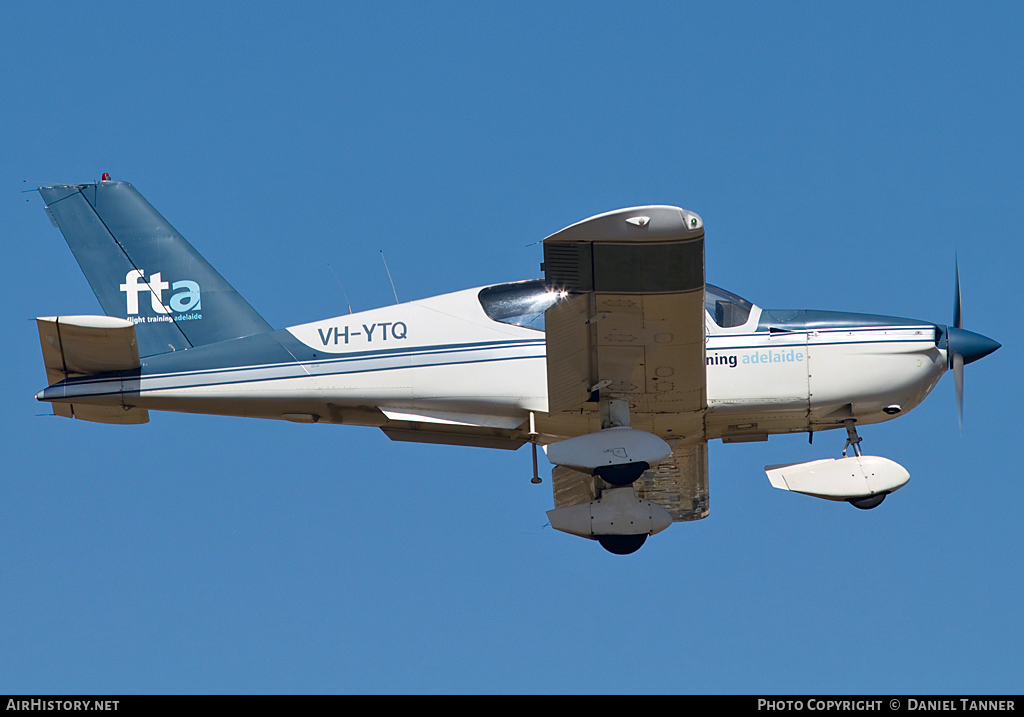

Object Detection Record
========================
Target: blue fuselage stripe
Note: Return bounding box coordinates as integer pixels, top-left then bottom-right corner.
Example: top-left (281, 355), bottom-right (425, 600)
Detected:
top-left (59, 353), bottom-right (546, 398)
top-left (49, 326), bottom-right (935, 398)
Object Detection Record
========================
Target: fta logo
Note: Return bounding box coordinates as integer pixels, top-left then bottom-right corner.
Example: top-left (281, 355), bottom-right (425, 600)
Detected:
top-left (119, 270), bottom-right (201, 315)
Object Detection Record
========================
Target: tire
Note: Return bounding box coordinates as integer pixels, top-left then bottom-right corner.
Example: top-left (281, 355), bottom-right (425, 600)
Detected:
top-left (848, 493), bottom-right (886, 510)
top-left (597, 534), bottom-right (648, 555)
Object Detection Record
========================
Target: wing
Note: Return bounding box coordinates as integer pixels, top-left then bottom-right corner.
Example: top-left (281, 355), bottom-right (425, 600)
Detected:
top-left (542, 205), bottom-right (709, 521)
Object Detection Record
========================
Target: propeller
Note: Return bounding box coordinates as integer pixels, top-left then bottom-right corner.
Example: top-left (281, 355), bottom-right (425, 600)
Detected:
top-left (944, 258), bottom-right (1000, 429)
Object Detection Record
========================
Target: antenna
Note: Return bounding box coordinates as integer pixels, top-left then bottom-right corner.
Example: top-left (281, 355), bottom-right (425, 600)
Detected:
top-left (327, 263), bottom-right (354, 315)
top-left (380, 250), bottom-right (399, 305)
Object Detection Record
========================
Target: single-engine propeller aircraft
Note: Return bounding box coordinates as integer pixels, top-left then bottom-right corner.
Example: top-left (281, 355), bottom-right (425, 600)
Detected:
top-left (33, 178), bottom-right (1000, 553)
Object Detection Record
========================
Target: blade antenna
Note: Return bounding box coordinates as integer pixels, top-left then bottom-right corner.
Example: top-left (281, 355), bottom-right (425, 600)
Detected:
top-left (327, 263), bottom-right (353, 315)
top-left (380, 250), bottom-right (399, 305)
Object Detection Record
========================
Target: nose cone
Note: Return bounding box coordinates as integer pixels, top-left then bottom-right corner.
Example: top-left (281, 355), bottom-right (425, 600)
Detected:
top-left (947, 327), bottom-right (1001, 365)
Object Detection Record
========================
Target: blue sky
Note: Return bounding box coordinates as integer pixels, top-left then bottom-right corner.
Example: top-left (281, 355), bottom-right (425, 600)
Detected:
top-left (1, 2), bottom-right (1021, 694)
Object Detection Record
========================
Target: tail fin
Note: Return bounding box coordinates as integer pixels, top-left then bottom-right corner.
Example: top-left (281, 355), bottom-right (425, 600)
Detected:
top-left (39, 180), bottom-right (273, 357)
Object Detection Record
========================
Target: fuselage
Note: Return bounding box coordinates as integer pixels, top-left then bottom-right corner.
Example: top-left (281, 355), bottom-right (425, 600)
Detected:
top-left (38, 281), bottom-right (950, 445)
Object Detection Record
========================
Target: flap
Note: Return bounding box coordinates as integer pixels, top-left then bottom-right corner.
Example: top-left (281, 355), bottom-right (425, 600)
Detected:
top-left (380, 426), bottom-right (525, 450)
top-left (633, 442), bottom-right (709, 521)
top-left (379, 407), bottom-right (525, 430)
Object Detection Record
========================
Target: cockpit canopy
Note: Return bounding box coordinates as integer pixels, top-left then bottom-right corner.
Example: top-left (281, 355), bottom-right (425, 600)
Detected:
top-left (478, 279), bottom-right (568, 330)
top-left (479, 280), bottom-right (756, 331)
top-left (705, 284), bottom-right (753, 328)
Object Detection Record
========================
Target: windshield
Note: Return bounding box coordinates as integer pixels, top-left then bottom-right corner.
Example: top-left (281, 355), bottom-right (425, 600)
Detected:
top-left (706, 284), bottom-right (753, 328)
top-left (478, 279), bottom-right (568, 331)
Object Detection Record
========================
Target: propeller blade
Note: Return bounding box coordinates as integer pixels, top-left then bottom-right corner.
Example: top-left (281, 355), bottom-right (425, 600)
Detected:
top-left (953, 256), bottom-right (962, 330)
top-left (945, 258), bottom-right (999, 431)
top-left (953, 351), bottom-right (964, 432)
top-left (952, 258), bottom-right (963, 430)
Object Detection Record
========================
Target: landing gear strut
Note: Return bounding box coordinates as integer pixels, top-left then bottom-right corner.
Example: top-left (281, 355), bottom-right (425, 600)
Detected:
top-left (842, 419), bottom-right (863, 457)
top-left (841, 419), bottom-right (886, 510)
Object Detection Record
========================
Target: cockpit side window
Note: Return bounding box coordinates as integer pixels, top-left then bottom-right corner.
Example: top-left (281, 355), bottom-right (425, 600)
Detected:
top-left (478, 279), bottom-right (569, 331)
top-left (706, 284), bottom-right (753, 328)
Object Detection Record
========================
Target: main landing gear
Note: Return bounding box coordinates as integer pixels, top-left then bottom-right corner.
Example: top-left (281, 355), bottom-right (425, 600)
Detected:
top-left (545, 397), bottom-right (673, 555)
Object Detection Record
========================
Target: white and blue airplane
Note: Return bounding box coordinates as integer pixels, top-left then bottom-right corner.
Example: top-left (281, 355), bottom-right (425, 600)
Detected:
top-left (34, 178), bottom-right (1000, 554)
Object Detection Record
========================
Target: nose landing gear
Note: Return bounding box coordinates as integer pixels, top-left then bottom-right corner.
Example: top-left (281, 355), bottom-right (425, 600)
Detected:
top-left (765, 419), bottom-right (909, 509)
top-left (842, 420), bottom-right (886, 509)
top-left (842, 419), bottom-right (863, 458)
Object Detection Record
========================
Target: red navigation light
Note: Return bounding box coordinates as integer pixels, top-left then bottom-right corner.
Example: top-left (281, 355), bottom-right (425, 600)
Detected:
top-left (101, 173), bottom-right (111, 181)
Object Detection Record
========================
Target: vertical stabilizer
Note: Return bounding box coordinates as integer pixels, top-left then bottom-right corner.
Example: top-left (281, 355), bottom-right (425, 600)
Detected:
top-left (39, 181), bottom-right (273, 357)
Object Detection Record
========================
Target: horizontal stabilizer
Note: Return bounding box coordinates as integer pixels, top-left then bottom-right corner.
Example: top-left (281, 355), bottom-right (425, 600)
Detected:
top-left (36, 315), bottom-right (148, 424)
top-left (37, 315), bottom-right (140, 382)
top-left (65, 404), bottom-right (149, 425)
